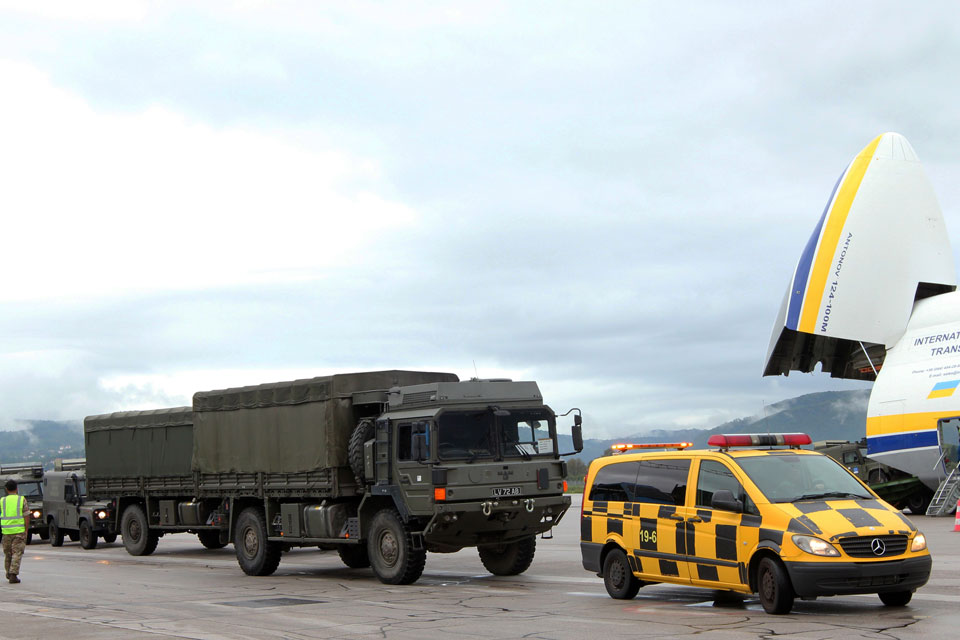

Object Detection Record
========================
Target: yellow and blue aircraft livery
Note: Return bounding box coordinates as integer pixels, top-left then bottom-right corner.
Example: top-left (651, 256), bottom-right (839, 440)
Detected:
top-left (580, 434), bottom-right (931, 615)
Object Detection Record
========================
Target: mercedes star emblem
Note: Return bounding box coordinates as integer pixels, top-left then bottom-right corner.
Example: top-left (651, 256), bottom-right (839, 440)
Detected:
top-left (871, 538), bottom-right (886, 556)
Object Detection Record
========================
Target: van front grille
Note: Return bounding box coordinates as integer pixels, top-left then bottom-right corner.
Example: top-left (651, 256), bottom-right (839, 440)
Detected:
top-left (837, 535), bottom-right (908, 558)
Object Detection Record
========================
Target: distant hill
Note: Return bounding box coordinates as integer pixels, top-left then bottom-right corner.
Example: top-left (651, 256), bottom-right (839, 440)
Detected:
top-left (0, 420), bottom-right (83, 467)
top-left (567, 389), bottom-right (870, 463)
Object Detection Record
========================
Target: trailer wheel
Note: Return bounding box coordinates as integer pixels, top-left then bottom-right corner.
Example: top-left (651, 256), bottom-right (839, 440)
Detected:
top-left (906, 490), bottom-right (933, 515)
top-left (49, 520), bottom-right (64, 547)
top-left (121, 505), bottom-right (159, 556)
top-left (367, 508), bottom-right (425, 584)
top-left (235, 507), bottom-right (282, 576)
top-left (198, 530), bottom-right (227, 550)
top-left (79, 520), bottom-right (98, 550)
top-left (337, 544), bottom-right (371, 568)
top-left (478, 536), bottom-right (537, 576)
top-left (348, 420), bottom-right (375, 485)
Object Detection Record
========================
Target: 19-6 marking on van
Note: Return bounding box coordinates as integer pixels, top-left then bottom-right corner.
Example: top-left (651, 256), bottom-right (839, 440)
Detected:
top-left (638, 518), bottom-right (658, 550)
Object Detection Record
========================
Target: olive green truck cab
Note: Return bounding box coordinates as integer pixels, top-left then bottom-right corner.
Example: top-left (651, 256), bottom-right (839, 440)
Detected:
top-left (84, 370), bottom-right (583, 584)
top-left (0, 462), bottom-right (46, 544)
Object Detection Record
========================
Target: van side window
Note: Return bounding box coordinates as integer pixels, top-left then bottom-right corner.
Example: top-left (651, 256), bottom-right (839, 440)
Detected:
top-left (635, 459), bottom-right (691, 506)
top-left (588, 461), bottom-right (640, 502)
top-left (696, 460), bottom-right (760, 514)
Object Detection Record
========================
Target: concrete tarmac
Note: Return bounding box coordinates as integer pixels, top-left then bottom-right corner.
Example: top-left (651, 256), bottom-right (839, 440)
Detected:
top-left (1, 496), bottom-right (959, 639)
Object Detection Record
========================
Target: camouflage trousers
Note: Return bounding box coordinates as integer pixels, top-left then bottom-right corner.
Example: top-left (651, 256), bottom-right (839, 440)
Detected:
top-left (2, 533), bottom-right (26, 576)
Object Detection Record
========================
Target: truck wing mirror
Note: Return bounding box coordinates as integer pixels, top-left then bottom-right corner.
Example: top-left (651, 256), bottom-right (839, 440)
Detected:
top-left (711, 489), bottom-right (743, 513)
top-left (571, 424), bottom-right (583, 453)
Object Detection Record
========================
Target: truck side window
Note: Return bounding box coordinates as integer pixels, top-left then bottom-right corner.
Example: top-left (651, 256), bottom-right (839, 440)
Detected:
top-left (397, 423), bottom-right (412, 461)
top-left (842, 451), bottom-right (859, 465)
top-left (588, 461), bottom-right (640, 503)
top-left (635, 459), bottom-right (691, 506)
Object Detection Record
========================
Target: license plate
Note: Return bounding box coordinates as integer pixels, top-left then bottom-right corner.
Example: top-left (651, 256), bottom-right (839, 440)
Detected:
top-left (492, 486), bottom-right (521, 497)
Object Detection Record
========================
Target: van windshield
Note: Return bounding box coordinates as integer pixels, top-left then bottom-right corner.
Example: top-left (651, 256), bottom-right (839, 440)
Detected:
top-left (736, 454), bottom-right (873, 503)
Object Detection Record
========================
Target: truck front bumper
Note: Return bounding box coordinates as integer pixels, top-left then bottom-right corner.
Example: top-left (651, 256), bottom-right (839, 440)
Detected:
top-left (424, 494), bottom-right (571, 547)
top-left (784, 555), bottom-right (931, 597)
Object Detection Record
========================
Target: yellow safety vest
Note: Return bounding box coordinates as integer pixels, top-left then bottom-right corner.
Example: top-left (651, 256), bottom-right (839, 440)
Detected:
top-left (0, 495), bottom-right (26, 534)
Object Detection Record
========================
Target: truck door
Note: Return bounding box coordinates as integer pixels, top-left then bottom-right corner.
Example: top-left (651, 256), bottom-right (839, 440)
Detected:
top-left (394, 421), bottom-right (433, 513)
top-left (634, 458), bottom-right (692, 584)
top-left (689, 459), bottom-right (752, 589)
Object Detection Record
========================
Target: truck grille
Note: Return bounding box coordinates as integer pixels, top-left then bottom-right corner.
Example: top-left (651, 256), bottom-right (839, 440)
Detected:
top-left (837, 535), bottom-right (908, 558)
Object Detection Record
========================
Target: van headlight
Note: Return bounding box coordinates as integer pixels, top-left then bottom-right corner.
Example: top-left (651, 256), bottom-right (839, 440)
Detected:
top-left (910, 533), bottom-right (927, 552)
top-left (792, 534), bottom-right (840, 557)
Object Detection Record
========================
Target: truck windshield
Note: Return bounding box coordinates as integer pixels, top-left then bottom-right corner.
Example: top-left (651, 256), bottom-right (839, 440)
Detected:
top-left (736, 454), bottom-right (873, 503)
top-left (438, 411), bottom-right (495, 460)
top-left (500, 409), bottom-right (555, 458)
top-left (18, 482), bottom-right (42, 498)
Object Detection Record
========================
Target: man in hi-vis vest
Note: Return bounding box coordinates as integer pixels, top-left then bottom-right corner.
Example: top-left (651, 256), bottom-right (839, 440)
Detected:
top-left (1, 479), bottom-right (30, 584)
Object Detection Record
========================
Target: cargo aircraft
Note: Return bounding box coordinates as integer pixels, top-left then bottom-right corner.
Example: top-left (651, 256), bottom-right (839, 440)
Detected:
top-left (764, 132), bottom-right (960, 514)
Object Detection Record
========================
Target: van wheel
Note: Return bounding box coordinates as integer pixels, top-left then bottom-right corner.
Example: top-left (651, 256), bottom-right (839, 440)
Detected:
top-left (197, 530), bottom-right (227, 550)
top-left (879, 590), bottom-right (913, 606)
top-left (478, 536), bottom-right (537, 576)
top-left (602, 548), bottom-right (642, 599)
top-left (79, 520), bottom-right (98, 549)
top-left (338, 544), bottom-right (371, 568)
top-left (49, 520), bottom-right (64, 547)
top-left (757, 557), bottom-right (795, 614)
top-left (367, 509), bottom-right (425, 584)
top-left (121, 505), bottom-right (159, 556)
top-left (348, 420), bottom-right (375, 485)
top-left (235, 507), bottom-right (282, 576)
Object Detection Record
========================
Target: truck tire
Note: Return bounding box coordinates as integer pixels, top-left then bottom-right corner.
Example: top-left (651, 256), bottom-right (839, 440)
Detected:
top-left (102, 532), bottom-right (118, 544)
top-left (337, 544), bottom-right (371, 568)
top-left (79, 520), bottom-right (98, 550)
top-left (49, 520), bottom-right (64, 547)
top-left (348, 420), bottom-right (375, 485)
top-left (198, 530), bottom-right (227, 550)
top-left (122, 505), bottom-right (159, 556)
top-left (478, 536), bottom-right (537, 576)
top-left (235, 507), bottom-right (282, 576)
top-left (367, 508), bottom-right (425, 585)
top-left (907, 490), bottom-right (933, 515)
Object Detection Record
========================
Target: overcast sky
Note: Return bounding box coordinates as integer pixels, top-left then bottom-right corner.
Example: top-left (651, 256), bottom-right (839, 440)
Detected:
top-left (1, 2), bottom-right (958, 438)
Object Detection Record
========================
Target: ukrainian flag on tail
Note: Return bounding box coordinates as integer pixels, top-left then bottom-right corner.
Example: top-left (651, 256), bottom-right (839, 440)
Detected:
top-left (928, 380), bottom-right (960, 399)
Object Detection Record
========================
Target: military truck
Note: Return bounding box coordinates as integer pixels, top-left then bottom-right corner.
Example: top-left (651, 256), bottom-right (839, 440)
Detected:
top-left (0, 462), bottom-right (46, 544)
top-left (814, 439), bottom-right (933, 513)
top-left (84, 370), bottom-right (583, 584)
top-left (42, 463), bottom-right (118, 549)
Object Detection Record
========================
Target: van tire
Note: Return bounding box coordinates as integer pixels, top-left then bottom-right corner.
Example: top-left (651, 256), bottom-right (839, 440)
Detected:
top-left (602, 548), bottom-right (642, 599)
top-left (198, 530), bottom-right (227, 550)
top-left (879, 590), bottom-right (913, 606)
top-left (757, 557), bottom-right (794, 614)
top-left (348, 420), bottom-right (375, 485)
top-left (337, 544), bottom-right (371, 568)
top-left (478, 536), bottom-right (537, 576)
top-left (79, 520), bottom-right (98, 549)
top-left (367, 509), bottom-right (425, 584)
top-left (122, 505), bottom-right (159, 556)
top-left (234, 507), bottom-right (282, 576)
top-left (49, 520), bottom-right (64, 547)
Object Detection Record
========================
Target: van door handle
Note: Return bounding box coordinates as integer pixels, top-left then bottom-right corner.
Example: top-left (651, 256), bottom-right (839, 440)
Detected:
top-left (666, 514), bottom-right (684, 521)
top-left (687, 516), bottom-right (702, 523)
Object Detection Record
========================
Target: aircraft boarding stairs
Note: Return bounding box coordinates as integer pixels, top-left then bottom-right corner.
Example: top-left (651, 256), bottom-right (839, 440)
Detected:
top-left (926, 465), bottom-right (960, 516)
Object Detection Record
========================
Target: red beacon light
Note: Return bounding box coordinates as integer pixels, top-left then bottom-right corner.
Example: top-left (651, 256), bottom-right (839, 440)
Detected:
top-left (610, 442), bottom-right (693, 454)
top-left (707, 433), bottom-right (812, 449)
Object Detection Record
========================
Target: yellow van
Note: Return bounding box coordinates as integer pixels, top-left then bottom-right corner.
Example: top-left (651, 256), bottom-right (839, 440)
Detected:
top-left (579, 433), bottom-right (932, 614)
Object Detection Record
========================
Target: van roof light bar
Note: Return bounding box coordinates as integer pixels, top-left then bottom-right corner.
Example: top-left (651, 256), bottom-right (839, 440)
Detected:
top-left (610, 442), bottom-right (693, 454)
top-left (707, 433), bottom-right (812, 450)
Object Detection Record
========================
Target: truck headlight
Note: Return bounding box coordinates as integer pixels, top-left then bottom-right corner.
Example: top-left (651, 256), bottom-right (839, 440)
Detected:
top-left (792, 534), bottom-right (840, 557)
top-left (910, 533), bottom-right (927, 552)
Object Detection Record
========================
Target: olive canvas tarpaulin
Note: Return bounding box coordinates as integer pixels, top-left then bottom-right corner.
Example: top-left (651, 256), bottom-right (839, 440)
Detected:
top-left (191, 370), bottom-right (458, 474)
top-left (84, 407), bottom-right (194, 478)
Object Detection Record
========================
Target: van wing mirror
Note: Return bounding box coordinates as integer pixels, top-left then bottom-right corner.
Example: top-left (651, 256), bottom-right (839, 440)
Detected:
top-left (711, 489), bottom-right (743, 513)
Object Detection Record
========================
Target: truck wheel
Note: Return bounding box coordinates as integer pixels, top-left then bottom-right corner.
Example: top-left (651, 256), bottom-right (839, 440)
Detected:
top-left (757, 557), bottom-right (795, 615)
top-left (198, 530), bottom-right (227, 550)
top-left (868, 468), bottom-right (889, 484)
top-left (367, 508), bottom-right (425, 585)
top-left (478, 536), bottom-right (537, 576)
top-left (337, 544), bottom-right (371, 568)
top-left (235, 507), bottom-right (282, 576)
top-left (879, 590), bottom-right (913, 606)
top-left (348, 420), bottom-right (375, 485)
top-left (602, 548), bottom-right (642, 599)
top-left (907, 491), bottom-right (932, 515)
top-left (49, 520), bottom-right (64, 547)
top-left (79, 520), bottom-right (98, 550)
top-left (102, 533), bottom-right (118, 544)
top-left (121, 505), bottom-right (159, 556)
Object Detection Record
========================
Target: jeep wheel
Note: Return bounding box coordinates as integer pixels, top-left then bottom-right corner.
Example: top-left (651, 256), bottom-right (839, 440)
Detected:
top-left (197, 530), bottom-right (227, 550)
top-left (121, 505), bottom-right (159, 556)
top-left (757, 557), bottom-right (795, 615)
top-left (879, 590), bottom-right (913, 606)
top-left (367, 508), bottom-right (425, 585)
top-left (348, 420), bottom-right (375, 485)
top-left (39, 529), bottom-right (49, 541)
top-left (79, 520), bottom-right (98, 550)
top-left (49, 520), bottom-right (64, 547)
top-left (235, 507), bottom-right (281, 576)
top-left (68, 531), bottom-right (80, 542)
top-left (338, 544), bottom-right (371, 568)
top-left (478, 536), bottom-right (537, 576)
top-left (102, 532), bottom-right (118, 544)
top-left (602, 548), bottom-right (641, 599)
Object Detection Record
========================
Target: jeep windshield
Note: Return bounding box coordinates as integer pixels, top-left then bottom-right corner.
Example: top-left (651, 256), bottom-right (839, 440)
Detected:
top-left (437, 409), bottom-right (555, 461)
top-left (736, 453), bottom-right (873, 503)
top-left (18, 481), bottom-right (42, 498)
